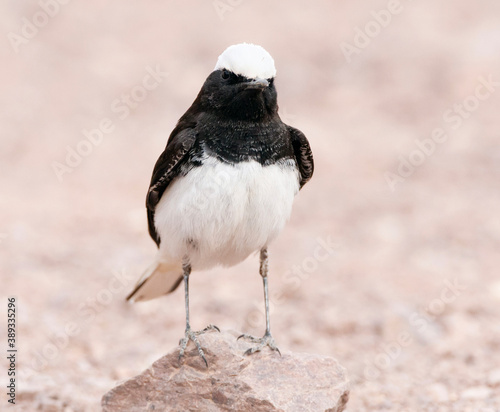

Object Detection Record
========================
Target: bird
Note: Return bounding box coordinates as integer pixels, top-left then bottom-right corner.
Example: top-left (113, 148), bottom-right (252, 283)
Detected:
top-left (126, 43), bottom-right (314, 366)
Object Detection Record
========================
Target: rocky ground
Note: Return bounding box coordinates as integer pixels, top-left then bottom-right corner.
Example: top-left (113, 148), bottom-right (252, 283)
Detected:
top-left (101, 331), bottom-right (350, 412)
top-left (1, 1), bottom-right (500, 411)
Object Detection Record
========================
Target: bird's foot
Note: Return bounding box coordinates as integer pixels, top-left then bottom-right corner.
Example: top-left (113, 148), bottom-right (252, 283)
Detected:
top-left (237, 331), bottom-right (281, 356)
top-left (178, 324), bottom-right (220, 367)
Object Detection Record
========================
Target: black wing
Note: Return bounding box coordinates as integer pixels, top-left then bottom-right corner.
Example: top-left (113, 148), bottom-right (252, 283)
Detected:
top-left (146, 125), bottom-right (197, 246)
top-left (288, 126), bottom-right (314, 189)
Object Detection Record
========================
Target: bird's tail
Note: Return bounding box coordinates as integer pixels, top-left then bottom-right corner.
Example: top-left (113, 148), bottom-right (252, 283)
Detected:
top-left (126, 259), bottom-right (183, 302)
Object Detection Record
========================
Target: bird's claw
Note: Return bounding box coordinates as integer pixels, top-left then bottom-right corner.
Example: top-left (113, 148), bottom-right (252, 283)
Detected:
top-left (178, 324), bottom-right (220, 367)
top-left (238, 332), bottom-right (281, 356)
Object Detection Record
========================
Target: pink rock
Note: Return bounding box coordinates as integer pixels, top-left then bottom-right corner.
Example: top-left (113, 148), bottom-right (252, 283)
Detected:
top-left (102, 330), bottom-right (349, 412)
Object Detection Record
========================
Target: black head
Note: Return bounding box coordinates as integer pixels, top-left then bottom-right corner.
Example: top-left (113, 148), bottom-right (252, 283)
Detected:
top-left (189, 43), bottom-right (279, 121)
top-left (197, 68), bottom-right (277, 121)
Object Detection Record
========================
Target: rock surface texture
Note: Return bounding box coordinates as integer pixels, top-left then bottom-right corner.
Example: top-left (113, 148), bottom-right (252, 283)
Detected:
top-left (102, 330), bottom-right (349, 412)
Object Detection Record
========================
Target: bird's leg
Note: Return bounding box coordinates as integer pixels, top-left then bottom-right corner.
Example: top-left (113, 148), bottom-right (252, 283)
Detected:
top-left (178, 258), bottom-right (219, 367)
top-left (238, 247), bottom-right (281, 356)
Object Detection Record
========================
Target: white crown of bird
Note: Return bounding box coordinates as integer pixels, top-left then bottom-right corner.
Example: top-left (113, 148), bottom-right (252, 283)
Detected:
top-left (214, 43), bottom-right (276, 80)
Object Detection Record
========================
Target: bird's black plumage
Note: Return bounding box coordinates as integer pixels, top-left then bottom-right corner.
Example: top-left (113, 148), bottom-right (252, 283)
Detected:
top-left (146, 68), bottom-right (313, 248)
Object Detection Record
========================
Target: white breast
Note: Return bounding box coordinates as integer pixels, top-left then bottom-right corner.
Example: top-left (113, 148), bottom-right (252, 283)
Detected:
top-left (154, 157), bottom-right (299, 269)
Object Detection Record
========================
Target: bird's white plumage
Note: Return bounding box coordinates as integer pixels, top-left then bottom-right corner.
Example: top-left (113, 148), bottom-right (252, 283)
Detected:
top-left (214, 43), bottom-right (276, 80)
top-left (154, 157), bottom-right (299, 270)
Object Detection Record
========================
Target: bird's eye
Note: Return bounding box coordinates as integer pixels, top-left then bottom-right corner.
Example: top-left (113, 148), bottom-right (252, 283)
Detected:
top-left (268, 78), bottom-right (274, 86)
top-left (221, 69), bottom-right (230, 80)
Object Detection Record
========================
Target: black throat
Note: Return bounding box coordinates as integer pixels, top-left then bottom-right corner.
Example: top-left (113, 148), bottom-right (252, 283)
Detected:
top-left (194, 113), bottom-right (294, 166)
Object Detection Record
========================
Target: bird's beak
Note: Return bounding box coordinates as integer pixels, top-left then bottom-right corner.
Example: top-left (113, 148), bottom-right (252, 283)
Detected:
top-left (244, 78), bottom-right (269, 90)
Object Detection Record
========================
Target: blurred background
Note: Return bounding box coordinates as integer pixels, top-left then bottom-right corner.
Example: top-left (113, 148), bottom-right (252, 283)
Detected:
top-left (1, 1), bottom-right (500, 410)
